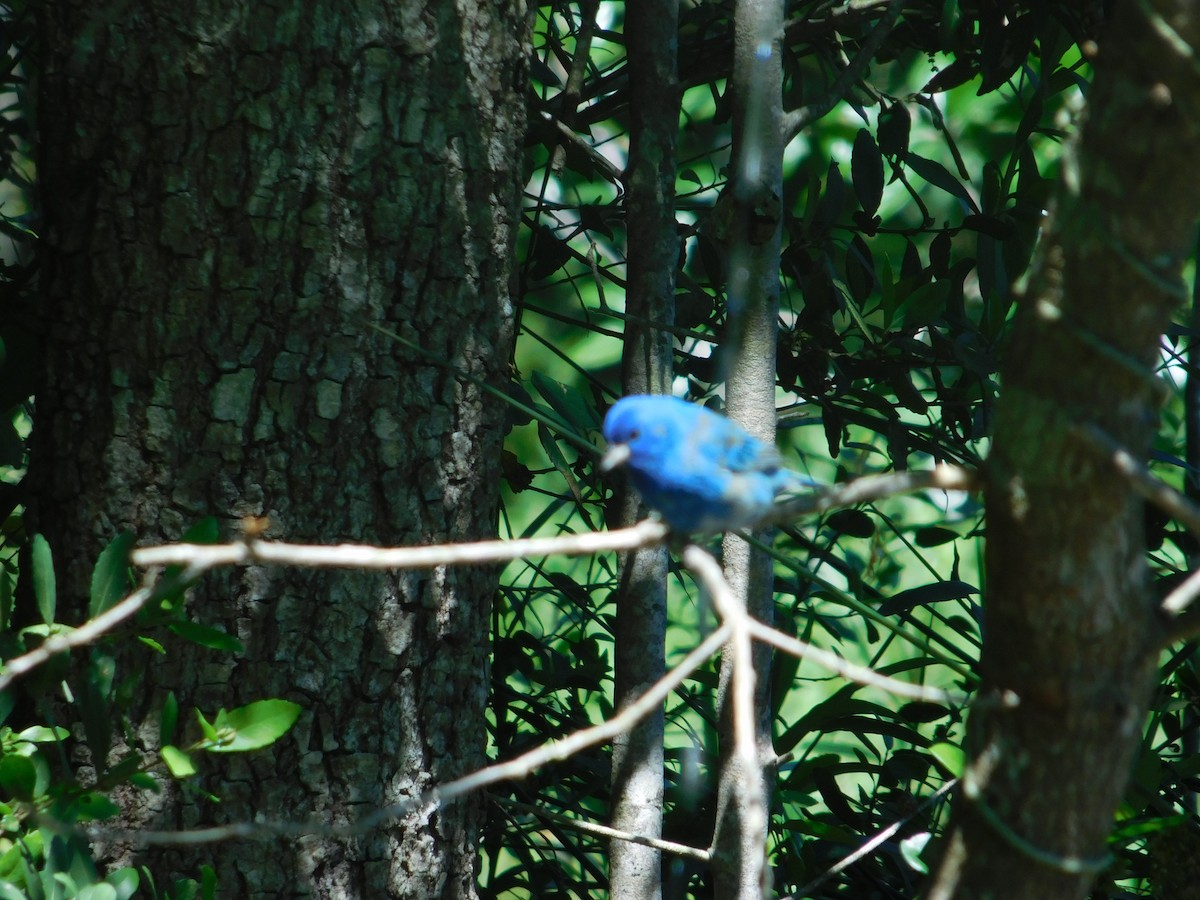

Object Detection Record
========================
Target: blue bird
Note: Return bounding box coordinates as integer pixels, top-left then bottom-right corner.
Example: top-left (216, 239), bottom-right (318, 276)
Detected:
top-left (600, 394), bottom-right (815, 533)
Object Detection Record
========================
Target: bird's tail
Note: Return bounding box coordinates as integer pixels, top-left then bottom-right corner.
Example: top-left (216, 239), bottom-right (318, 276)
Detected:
top-left (775, 469), bottom-right (822, 496)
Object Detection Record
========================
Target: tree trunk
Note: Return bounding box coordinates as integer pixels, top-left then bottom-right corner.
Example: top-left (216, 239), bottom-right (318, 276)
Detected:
top-left (927, 2), bottom-right (1200, 897)
top-left (712, 0), bottom-right (785, 896)
top-left (609, 0), bottom-right (678, 896)
top-left (33, 2), bottom-right (527, 896)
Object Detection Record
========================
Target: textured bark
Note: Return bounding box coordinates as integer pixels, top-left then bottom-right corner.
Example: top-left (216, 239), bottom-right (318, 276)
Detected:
top-left (33, 1), bottom-right (527, 897)
top-left (927, 2), bottom-right (1200, 897)
top-left (712, 0), bottom-right (784, 896)
top-left (609, 1), bottom-right (678, 897)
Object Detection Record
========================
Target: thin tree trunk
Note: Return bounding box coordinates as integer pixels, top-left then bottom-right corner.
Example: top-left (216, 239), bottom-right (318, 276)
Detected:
top-left (33, 2), bottom-right (527, 896)
top-left (927, 2), bottom-right (1200, 896)
top-left (609, 1), bottom-right (679, 897)
top-left (712, 0), bottom-right (784, 896)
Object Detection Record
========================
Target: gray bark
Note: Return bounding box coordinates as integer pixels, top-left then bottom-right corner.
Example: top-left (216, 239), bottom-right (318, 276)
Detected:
top-left (712, 0), bottom-right (785, 896)
top-left (34, 1), bottom-right (528, 896)
top-left (609, 0), bottom-right (679, 897)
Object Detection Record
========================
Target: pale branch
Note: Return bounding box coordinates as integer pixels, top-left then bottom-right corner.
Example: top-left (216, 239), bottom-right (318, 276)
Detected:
top-left (682, 545), bottom-right (758, 771)
top-left (782, 0), bottom-right (906, 143)
top-left (784, 0), bottom-right (900, 42)
top-left (1160, 568), bottom-right (1200, 644)
top-left (769, 463), bottom-right (978, 525)
top-left (131, 519), bottom-right (669, 570)
top-left (0, 562), bottom-right (210, 695)
top-left (6, 466), bottom-right (975, 693)
top-left (89, 622), bottom-right (733, 846)
top-left (1083, 423), bottom-right (1200, 537)
top-left (746, 618), bottom-right (968, 705)
top-left (497, 797), bottom-right (711, 863)
top-left (541, 110), bottom-right (625, 184)
top-left (68, 473), bottom-right (977, 856)
top-left (130, 465), bottom-right (977, 572)
top-left (1162, 567), bottom-right (1200, 617)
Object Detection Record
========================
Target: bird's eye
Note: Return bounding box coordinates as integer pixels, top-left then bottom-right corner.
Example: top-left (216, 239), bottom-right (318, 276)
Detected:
top-left (629, 428), bottom-right (640, 439)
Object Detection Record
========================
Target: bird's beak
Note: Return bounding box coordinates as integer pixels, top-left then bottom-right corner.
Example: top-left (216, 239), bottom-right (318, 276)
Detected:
top-left (599, 443), bottom-right (631, 473)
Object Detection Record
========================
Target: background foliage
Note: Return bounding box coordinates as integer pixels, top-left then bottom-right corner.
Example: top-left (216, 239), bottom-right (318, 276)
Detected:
top-left (489, 2), bottom-right (1199, 898)
top-left (0, 1), bottom-right (1197, 898)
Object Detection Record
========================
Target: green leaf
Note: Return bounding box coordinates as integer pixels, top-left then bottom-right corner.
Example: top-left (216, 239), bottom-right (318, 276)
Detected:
top-left (878, 580), bottom-right (978, 616)
top-left (208, 699), bottom-right (302, 753)
top-left (194, 708), bottom-right (218, 742)
top-left (0, 569), bottom-right (11, 633)
top-left (827, 509), bottom-right (875, 538)
top-left (30, 534), bottom-right (55, 626)
top-left (161, 745), bottom-right (197, 779)
top-left (167, 621), bottom-right (244, 653)
top-left (105, 867), bottom-right (141, 900)
top-left (530, 371), bottom-right (595, 432)
top-left (128, 772), bottom-right (160, 792)
top-left (915, 526), bottom-right (959, 547)
top-left (903, 152), bottom-right (979, 213)
top-left (77, 883), bottom-right (118, 900)
top-left (138, 636), bottom-right (166, 654)
top-left (0, 754), bottom-right (36, 801)
top-left (75, 792), bottom-right (121, 821)
top-left (877, 100), bottom-right (911, 157)
top-left (14, 725), bottom-right (69, 743)
top-left (181, 517), bottom-right (220, 544)
top-left (928, 741), bottom-right (965, 776)
top-left (160, 691), bottom-right (179, 745)
top-left (89, 531), bottom-right (136, 618)
top-left (852, 128), bottom-right (884, 216)
top-left (900, 832), bottom-right (931, 873)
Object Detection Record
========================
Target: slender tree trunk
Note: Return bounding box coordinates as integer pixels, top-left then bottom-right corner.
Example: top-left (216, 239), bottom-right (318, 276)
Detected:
top-left (927, 2), bottom-right (1200, 897)
top-left (712, 0), bottom-right (784, 896)
top-left (33, 2), bottom-right (527, 896)
top-left (609, 1), bottom-right (678, 898)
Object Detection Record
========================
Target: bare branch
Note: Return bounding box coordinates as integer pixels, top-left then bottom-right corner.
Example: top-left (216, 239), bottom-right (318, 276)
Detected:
top-left (746, 618), bottom-right (968, 704)
top-left (782, 0), bottom-right (906, 143)
top-left (132, 520), bottom-right (669, 570)
top-left (498, 797), bottom-right (710, 863)
top-left (786, 779), bottom-right (956, 898)
top-left (1084, 423), bottom-right (1200, 536)
top-left (769, 463), bottom-right (978, 526)
top-left (0, 563), bottom-right (210, 694)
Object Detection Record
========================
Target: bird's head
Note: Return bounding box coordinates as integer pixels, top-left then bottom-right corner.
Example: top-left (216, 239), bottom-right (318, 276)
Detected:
top-left (599, 395), bottom-right (688, 474)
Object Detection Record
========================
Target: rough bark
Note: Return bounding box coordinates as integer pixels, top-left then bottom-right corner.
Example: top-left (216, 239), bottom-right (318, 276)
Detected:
top-left (927, 2), bottom-right (1200, 897)
top-left (33, 1), bottom-right (527, 896)
top-left (609, 1), bottom-right (678, 897)
top-left (712, 0), bottom-right (784, 896)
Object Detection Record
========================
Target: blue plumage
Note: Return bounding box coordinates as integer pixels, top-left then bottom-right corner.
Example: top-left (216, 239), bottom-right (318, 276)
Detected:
top-left (600, 394), bottom-right (814, 533)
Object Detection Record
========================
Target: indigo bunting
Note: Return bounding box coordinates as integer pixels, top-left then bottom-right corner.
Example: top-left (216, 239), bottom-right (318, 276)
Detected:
top-left (600, 394), bottom-right (814, 533)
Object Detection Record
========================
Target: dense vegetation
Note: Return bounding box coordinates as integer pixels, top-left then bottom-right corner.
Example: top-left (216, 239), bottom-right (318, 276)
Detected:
top-left (1, 1), bottom-right (1199, 897)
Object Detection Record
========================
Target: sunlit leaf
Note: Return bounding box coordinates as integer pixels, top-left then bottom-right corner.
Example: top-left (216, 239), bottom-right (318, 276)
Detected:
top-left (208, 700), bottom-right (302, 753)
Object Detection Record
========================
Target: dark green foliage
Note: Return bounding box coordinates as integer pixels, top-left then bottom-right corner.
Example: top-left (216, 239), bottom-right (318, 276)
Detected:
top-left (493, 2), bottom-right (1196, 898)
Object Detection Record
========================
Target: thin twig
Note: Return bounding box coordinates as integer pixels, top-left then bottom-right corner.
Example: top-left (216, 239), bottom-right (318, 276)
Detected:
top-left (746, 618), bottom-right (968, 705)
top-left (1083, 423), bottom-right (1200, 537)
top-left (0, 563), bottom-right (209, 694)
top-left (497, 796), bottom-right (710, 863)
top-left (787, 779), bottom-right (956, 897)
top-left (782, 0), bottom-right (907, 142)
top-left (682, 546), bottom-right (758, 768)
top-left (769, 464), bottom-right (978, 526)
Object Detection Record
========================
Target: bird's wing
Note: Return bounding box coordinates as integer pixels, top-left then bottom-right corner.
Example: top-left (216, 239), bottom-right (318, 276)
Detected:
top-left (696, 414), bottom-right (783, 476)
